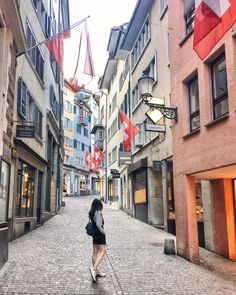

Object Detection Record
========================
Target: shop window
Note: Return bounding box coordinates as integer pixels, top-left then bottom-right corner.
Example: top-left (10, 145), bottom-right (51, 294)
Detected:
top-left (0, 160), bottom-right (10, 224)
top-left (211, 53), bottom-right (228, 119)
top-left (188, 77), bottom-right (200, 131)
top-left (16, 162), bottom-right (35, 218)
top-left (80, 181), bottom-right (86, 191)
top-left (167, 161), bottom-right (175, 219)
top-left (195, 180), bottom-right (203, 221)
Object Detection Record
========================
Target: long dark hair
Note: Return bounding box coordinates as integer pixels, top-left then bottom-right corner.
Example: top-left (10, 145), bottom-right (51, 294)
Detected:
top-left (89, 199), bottom-right (103, 219)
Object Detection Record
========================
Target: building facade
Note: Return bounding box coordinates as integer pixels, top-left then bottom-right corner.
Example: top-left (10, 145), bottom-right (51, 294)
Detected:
top-left (63, 82), bottom-right (96, 196)
top-left (120, 0), bottom-right (173, 228)
top-left (169, 0), bottom-right (236, 261)
top-left (9, 0), bottom-right (69, 242)
top-left (0, 0), bottom-right (26, 269)
top-left (98, 24), bottom-right (129, 206)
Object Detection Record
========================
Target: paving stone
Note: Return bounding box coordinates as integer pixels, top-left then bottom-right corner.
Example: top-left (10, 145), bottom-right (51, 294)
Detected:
top-left (0, 196), bottom-right (235, 294)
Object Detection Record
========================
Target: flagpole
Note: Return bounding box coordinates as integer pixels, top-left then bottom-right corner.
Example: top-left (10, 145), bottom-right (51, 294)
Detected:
top-left (16, 16), bottom-right (90, 58)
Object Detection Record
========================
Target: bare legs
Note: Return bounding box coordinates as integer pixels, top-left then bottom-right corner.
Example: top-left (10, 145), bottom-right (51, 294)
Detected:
top-left (92, 244), bottom-right (106, 271)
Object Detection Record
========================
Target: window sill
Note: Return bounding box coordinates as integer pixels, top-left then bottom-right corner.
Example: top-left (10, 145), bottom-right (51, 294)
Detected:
top-left (179, 29), bottom-right (193, 47)
top-left (182, 128), bottom-right (200, 139)
top-left (204, 113), bottom-right (229, 128)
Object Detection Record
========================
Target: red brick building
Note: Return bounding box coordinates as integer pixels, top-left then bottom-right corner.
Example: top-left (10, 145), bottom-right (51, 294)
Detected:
top-left (169, 0), bottom-right (236, 261)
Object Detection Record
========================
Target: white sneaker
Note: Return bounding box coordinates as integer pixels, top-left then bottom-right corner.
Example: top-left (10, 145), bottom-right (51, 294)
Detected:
top-left (89, 267), bottom-right (96, 282)
top-left (96, 270), bottom-right (106, 277)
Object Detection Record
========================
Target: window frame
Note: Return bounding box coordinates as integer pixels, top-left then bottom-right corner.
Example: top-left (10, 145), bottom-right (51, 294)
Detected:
top-left (188, 76), bottom-right (200, 132)
top-left (211, 53), bottom-right (228, 120)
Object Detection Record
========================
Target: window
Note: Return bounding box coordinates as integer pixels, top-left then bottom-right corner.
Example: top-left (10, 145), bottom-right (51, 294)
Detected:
top-left (26, 22), bottom-right (44, 81)
top-left (49, 85), bottom-right (59, 119)
top-left (121, 92), bottom-right (129, 115)
top-left (184, 0), bottom-right (195, 35)
top-left (64, 137), bottom-right (72, 147)
top-left (131, 85), bottom-right (140, 111)
top-left (0, 160), bottom-right (10, 224)
top-left (160, 0), bottom-right (168, 15)
top-left (101, 106), bottom-right (104, 119)
top-left (76, 124), bottom-right (81, 133)
top-left (17, 78), bottom-right (43, 138)
top-left (32, 0), bottom-right (49, 36)
top-left (16, 162), bottom-right (35, 217)
top-left (131, 16), bottom-right (150, 69)
top-left (64, 118), bottom-right (72, 130)
top-left (108, 118), bottom-right (118, 140)
top-left (147, 54), bottom-right (157, 82)
top-left (84, 128), bottom-right (89, 137)
top-left (112, 147), bottom-right (117, 162)
top-left (188, 77), bottom-right (200, 131)
top-left (98, 130), bottom-right (103, 140)
top-left (211, 54), bottom-right (228, 119)
top-left (65, 101), bottom-right (72, 112)
top-left (74, 139), bottom-right (79, 149)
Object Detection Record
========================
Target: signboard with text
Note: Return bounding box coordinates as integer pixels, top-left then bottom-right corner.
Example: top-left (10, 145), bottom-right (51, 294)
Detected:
top-left (145, 124), bottom-right (166, 133)
top-left (16, 125), bottom-right (35, 138)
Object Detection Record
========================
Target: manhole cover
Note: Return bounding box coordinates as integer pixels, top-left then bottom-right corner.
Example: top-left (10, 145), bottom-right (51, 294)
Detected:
top-left (53, 257), bottom-right (81, 266)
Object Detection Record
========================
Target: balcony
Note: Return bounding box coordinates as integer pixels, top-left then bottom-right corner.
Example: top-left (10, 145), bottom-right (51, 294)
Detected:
top-left (79, 115), bottom-right (88, 126)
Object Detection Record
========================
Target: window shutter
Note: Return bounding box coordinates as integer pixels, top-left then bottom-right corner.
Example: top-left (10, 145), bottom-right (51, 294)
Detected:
top-left (217, 68), bottom-right (227, 95)
top-left (17, 78), bottom-right (27, 119)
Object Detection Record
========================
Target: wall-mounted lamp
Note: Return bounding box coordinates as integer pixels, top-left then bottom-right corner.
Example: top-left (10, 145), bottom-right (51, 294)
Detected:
top-left (138, 70), bottom-right (178, 122)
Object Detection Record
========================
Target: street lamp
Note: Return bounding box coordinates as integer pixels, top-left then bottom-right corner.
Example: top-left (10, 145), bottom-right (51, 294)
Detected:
top-left (92, 90), bottom-right (108, 204)
top-left (138, 70), bottom-right (178, 122)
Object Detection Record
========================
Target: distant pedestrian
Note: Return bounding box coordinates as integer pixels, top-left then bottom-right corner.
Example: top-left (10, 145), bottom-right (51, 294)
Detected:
top-left (88, 198), bottom-right (106, 282)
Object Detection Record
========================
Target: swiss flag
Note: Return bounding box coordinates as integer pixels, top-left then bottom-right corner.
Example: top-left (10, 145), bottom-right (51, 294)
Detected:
top-left (193, 0), bottom-right (236, 60)
top-left (45, 31), bottom-right (69, 73)
top-left (94, 145), bottom-right (104, 163)
top-left (85, 151), bottom-right (99, 172)
top-left (85, 151), bottom-right (93, 168)
top-left (119, 110), bottom-right (139, 152)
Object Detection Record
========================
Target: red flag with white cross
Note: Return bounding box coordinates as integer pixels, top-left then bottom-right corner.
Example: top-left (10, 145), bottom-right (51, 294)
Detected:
top-left (119, 110), bottom-right (139, 152)
top-left (94, 145), bottom-right (104, 163)
top-left (193, 0), bottom-right (236, 60)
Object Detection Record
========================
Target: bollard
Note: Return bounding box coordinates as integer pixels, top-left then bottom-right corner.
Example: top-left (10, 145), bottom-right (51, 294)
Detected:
top-left (164, 239), bottom-right (176, 254)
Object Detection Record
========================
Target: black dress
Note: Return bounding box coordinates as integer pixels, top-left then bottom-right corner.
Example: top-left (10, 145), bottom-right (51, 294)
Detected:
top-left (92, 211), bottom-right (106, 245)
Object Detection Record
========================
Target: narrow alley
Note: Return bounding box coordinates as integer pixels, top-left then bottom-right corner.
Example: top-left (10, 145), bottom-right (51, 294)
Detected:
top-left (0, 196), bottom-right (236, 295)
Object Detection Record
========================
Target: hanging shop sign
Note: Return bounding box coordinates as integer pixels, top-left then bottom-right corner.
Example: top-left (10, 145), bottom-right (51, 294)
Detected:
top-left (145, 124), bottom-right (166, 133)
top-left (16, 125), bottom-right (35, 138)
top-left (119, 151), bottom-right (132, 166)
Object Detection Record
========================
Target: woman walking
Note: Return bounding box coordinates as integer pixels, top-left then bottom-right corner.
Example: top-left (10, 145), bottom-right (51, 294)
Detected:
top-left (88, 199), bottom-right (106, 282)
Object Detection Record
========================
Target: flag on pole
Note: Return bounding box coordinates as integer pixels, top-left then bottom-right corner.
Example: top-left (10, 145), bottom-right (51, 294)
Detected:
top-left (85, 151), bottom-right (99, 172)
top-left (193, 0), bottom-right (236, 60)
top-left (45, 31), bottom-right (68, 72)
top-left (94, 145), bottom-right (104, 163)
top-left (83, 23), bottom-right (95, 77)
top-left (119, 110), bottom-right (139, 152)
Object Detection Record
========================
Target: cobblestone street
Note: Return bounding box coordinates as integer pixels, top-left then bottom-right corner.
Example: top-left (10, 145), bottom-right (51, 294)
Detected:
top-left (0, 195), bottom-right (236, 295)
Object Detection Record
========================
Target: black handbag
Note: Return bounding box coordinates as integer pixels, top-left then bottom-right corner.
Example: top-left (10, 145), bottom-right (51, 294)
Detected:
top-left (85, 220), bottom-right (94, 236)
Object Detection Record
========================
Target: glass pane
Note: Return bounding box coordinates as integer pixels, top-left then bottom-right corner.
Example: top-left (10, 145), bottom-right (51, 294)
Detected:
top-left (0, 161), bottom-right (10, 223)
top-left (189, 79), bottom-right (199, 113)
top-left (190, 115), bottom-right (200, 131)
top-left (213, 57), bottom-right (227, 99)
top-left (214, 98), bottom-right (229, 119)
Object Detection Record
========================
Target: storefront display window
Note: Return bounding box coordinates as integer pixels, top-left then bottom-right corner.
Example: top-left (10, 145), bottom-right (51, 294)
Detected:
top-left (0, 160), bottom-right (10, 224)
top-left (134, 170), bottom-right (147, 204)
top-left (80, 181), bottom-right (86, 191)
top-left (167, 161), bottom-right (175, 219)
top-left (195, 180), bottom-right (203, 221)
top-left (16, 161), bottom-right (35, 217)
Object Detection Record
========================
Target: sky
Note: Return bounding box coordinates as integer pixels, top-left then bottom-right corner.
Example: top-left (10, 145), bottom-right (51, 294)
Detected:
top-left (67, 0), bottom-right (137, 90)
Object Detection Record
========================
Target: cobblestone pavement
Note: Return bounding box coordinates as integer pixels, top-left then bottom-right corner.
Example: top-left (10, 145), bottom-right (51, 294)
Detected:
top-left (0, 195), bottom-right (236, 295)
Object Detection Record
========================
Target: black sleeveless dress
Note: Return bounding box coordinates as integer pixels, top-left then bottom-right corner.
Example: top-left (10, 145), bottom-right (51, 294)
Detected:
top-left (92, 211), bottom-right (106, 245)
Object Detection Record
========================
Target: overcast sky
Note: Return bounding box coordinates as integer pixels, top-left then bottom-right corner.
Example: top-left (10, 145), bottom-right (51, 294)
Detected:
top-left (67, 0), bottom-right (137, 90)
